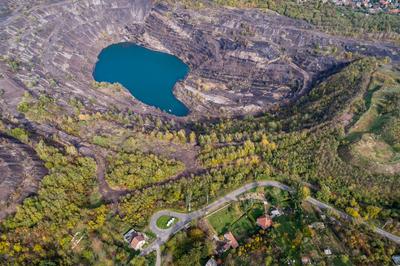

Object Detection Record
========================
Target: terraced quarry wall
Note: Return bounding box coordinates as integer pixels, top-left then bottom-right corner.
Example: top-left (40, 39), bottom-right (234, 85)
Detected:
top-left (0, 0), bottom-right (399, 120)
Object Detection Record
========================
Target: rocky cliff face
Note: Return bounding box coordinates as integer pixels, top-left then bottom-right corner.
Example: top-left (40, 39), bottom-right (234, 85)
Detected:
top-left (0, 0), bottom-right (399, 119)
top-left (134, 3), bottom-right (399, 117)
top-left (0, 0), bottom-right (153, 115)
top-left (0, 134), bottom-right (47, 220)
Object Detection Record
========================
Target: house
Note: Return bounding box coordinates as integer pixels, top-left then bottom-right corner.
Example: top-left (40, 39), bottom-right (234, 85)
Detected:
top-left (123, 229), bottom-right (146, 251)
top-left (256, 215), bottom-right (273, 230)
top-left (324, 248), bottom-right (332, 256)
top-left (223, 231), bottom-right (239, 249)
top-left (205, 258), bottom-right (218, 266)
top-left (131, 234), bottom-right (146, 250)
top-left (393, 255), bottom-right (400, 266)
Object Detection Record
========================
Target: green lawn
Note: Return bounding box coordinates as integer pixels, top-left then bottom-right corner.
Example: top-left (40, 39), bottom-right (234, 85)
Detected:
top-left (274, 215), bottom-right (297, 246)
top-left (344, 69), bottom-right (400, 172)
top-left (208, 201), bottom-right (265, 240)
top-left (156, 215), bottom-right (177, 229)
top-left (248, 203), bottom-right (264, 220)
top-left (208, 205), bottom-right (242, 235)
top-left (230, 215), bottom-right (256, 240)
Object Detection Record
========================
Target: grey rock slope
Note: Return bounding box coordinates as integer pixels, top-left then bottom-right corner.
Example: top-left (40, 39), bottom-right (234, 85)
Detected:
top-left (0, 133), bottom-right (47, 220)
top-left (0, 0), bottom-right (398, 118)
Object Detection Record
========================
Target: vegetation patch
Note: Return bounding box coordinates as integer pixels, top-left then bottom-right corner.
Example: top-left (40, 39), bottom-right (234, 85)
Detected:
top-left (106, 152), bottom-right (185, 190)
top-left (163, 227), bottom-right (214, 265)
top-left (343, 66), bottom-right (400, 174)
top-left (156, 215), bottom-right (177, 229)
top-left (207, 204), bottom-right (241, 235)
top-left (208, 200), bottom-right (265, 240)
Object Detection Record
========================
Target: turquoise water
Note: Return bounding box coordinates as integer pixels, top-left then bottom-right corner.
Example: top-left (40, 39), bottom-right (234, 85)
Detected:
top-left (93, 43), bottom-right (190, 116)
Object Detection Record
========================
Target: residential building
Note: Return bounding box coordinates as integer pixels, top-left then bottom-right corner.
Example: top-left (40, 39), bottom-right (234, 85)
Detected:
top-left (324, 248), bottom-right (332, 256)
top-left (130, 234), bottom-right (146, 250)
top-left (223, 231), bottom-right (239, 249)
top-left (123, 229), bottom-right (146, 251)
top-left (301, 256), bottom-right (311, 265)
top-left (309, 222), bottom-right (325, 230)
top-left (256, 215), bottom-right (273, 230)
top-left (270, 208), bottom-right (282, 218)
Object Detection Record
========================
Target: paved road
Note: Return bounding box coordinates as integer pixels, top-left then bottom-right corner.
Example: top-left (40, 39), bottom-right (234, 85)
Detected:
top-left (306, 197), bottom-right (400, 245)
top-left (142, 181), bottom-right (292, 256)
top-left (142, 180), bottom-right (400, 262)
top-left (155, 246), bottom-right (161, 266)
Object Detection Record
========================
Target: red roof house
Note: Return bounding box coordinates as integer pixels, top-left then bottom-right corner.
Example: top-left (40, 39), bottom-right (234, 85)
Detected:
top-left (257, 215), bottom-right (273, 230)
top-left (223, 231), bottom-right (239, 249)
top-left (130, 234), bottom-right (146, 250)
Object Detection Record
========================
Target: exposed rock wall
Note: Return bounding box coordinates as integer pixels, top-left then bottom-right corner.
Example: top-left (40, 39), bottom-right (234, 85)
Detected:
top-left (0, 134), bottom-right (47, 220)
top-left (0, 0), bottom-right (399, 118)
top-left (132, 3), bottom-right (399, 117)
top-left (0, 0), bottom-right (153, 115)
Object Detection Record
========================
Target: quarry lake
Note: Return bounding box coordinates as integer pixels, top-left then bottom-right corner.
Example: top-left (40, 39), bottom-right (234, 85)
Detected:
top-left (93, 43), bottom-right (189, 116)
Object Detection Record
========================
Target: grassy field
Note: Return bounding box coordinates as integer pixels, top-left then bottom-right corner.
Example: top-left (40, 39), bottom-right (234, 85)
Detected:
top-left (207, 201), bottom-right (264, 240)
top-left (156, 215), bottom-right (177, 229)
top-left (343, 66), bottom-right (400, 175)
top-left (207, 204), bottom-right (241, 234)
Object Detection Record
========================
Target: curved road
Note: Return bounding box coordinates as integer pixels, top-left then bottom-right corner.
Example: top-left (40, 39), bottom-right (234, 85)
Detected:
top-left (142, 180), bottom-right (400, 261)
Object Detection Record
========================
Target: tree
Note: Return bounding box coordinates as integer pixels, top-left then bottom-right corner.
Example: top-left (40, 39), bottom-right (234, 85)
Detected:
top-left (265, 255), bottom-right (273, 266)
top-left (317, 184), bottom-right (331, 202)
top-left (346, 207), bottom-right (361, 219)
top-left (365, 206), bottom-right (381, 220)
top-left (189, 131), bottom-right (197, 144)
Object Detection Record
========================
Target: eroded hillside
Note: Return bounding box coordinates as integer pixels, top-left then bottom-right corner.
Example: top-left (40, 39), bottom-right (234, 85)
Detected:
top-left (0, 0), bottom-right (399, 119)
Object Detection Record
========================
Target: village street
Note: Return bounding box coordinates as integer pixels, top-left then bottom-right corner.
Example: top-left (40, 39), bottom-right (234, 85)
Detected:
top-left (141, 180), bottom-right (400, 265)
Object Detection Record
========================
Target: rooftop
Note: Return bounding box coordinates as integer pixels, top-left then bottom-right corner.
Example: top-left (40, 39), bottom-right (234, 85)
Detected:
top-left (257, 215), bottom-right (273, 229)
top-left (224, 231), bottom-right (239, 249)
top-left (130, 235), bottom-right (145, 250)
